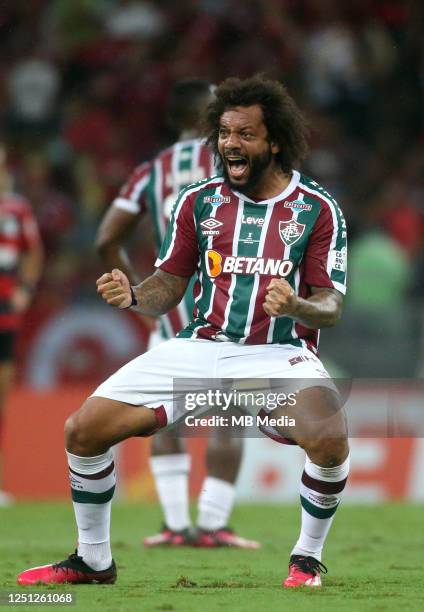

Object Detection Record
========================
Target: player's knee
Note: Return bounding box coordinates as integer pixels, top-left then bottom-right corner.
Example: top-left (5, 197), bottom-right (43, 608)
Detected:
top-left (299, 436), bottom-right (349, 467)
top-left (64, 411), bottom-right (94, 455)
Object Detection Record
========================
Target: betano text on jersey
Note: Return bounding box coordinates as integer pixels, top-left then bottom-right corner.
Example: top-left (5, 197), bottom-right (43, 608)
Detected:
top-left (156, 170), bottom-right (347, 352)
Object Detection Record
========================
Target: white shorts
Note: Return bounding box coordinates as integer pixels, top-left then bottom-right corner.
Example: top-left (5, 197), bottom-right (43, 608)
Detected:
top-left (92, 338), bottom-right (336, 443)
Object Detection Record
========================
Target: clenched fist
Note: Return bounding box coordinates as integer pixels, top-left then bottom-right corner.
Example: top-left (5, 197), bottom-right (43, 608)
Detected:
top-left (263, 278), bottom-right (298, 317)
top-left (96, 268), bottom-right (132, 309)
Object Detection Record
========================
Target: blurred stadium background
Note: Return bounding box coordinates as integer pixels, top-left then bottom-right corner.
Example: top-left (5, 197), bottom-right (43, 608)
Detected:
top-left (1, 0), bottom-right (424, 504)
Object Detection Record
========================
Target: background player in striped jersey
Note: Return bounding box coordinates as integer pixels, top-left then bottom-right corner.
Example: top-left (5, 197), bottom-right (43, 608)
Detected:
top-left (0, 143), bottom-right (43, 506)
top-left (18, 74), bottom-right (349, 589)
top-left (96, 80), bottom-right (258, 549)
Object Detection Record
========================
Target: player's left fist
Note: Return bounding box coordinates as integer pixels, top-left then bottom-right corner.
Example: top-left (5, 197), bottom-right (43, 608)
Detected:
top-left (263, 278), bottom-right (298, 317)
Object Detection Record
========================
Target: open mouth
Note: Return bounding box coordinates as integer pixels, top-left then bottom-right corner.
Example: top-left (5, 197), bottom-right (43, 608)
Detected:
top-left (226, 156), bottom-right (249, 180)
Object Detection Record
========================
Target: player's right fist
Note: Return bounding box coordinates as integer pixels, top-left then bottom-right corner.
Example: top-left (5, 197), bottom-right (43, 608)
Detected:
top-left (96, 268), bottom-right (132, 309)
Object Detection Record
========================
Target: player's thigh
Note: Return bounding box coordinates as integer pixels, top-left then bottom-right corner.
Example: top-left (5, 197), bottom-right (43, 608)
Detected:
top-left (93, 338), bottom-right (221, 428)
top-left (65, 396), bottom-right (158, 453)
top-left (274, 385), bottom-right (346, 438)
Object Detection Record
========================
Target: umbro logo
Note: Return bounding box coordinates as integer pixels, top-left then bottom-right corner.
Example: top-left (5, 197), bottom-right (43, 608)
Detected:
top-left (200, 217), bottom-right (223, 236)
top-left (201, 218), bottom-right (222, 230)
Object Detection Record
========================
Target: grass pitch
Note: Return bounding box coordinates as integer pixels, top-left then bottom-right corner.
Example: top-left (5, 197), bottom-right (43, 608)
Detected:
top-left (1, 502), bottom-right (423, 611)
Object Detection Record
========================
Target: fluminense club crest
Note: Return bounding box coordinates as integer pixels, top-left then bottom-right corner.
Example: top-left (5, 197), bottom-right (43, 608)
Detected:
top-left (279, 220), bottom-right (305, 247)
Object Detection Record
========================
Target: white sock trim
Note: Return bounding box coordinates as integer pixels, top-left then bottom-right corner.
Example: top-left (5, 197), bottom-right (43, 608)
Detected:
top-left (305, 454), bottom-right (350, 482)
top-left (67, 450), bottom-right (114, 474)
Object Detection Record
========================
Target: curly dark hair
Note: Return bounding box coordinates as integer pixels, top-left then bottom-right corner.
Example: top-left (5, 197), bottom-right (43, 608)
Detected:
top-left (203, 74), bottom-right (309, 173)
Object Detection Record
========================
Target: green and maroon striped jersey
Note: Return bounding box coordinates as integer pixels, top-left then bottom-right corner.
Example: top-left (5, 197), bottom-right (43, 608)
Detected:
top-left (112, 138), bottom-right (215, 338)
top-left (156, 170), bottom-right (347, 351)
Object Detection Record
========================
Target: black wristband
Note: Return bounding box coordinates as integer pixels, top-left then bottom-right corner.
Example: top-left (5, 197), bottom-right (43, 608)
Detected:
top-left (129, 286), bottom-right (138, 307)
top-left (122, 287), bottom-right (137, 309)
top-left (122, 287), bottom-right (138, 309)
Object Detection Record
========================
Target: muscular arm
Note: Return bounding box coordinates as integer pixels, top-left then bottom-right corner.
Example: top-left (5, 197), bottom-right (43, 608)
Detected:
top-left (97, 268), bottom-right (190, 316)
top-left (290, 287), bottom-right (343, 328)
top-left (96, 207), bottom-right (143, 284)
top-left (132, 269), bottom-right (190, 316)
top-left (263, 281), bottom-right (343, 328)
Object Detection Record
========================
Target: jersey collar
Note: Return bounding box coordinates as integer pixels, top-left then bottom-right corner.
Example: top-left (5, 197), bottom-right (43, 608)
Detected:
top-left (230, 170), bottom-right (300, 205)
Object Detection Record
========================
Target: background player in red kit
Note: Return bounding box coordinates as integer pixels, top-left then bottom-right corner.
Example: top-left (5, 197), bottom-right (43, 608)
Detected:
top-left (96, 79), bottom-right (257, 548)
top-left (18, 75), bottom-right (349, 589)
top-left (0, 143), bottom-right (43, 505)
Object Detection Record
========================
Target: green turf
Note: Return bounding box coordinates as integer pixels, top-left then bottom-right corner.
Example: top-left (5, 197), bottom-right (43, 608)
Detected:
top-left (1, 502), bottom-right (423, 611)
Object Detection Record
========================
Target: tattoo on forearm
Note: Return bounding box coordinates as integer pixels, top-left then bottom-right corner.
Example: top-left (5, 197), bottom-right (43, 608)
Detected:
top-left (293, 289), bottom-right (343, 328)
top-left (133, 271), bottom-right (188, 316)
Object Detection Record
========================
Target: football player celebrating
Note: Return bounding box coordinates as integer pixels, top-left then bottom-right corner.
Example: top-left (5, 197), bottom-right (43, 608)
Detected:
top-left (18, 74), bottom-right (349, 589)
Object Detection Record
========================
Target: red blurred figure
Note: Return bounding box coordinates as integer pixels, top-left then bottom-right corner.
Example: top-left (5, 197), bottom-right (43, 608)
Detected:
top-left (0, 143), bottom-right (43, 505)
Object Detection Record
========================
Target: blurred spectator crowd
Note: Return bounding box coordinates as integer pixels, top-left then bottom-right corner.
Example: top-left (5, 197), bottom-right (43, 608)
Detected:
top-left (0, 0), bottom-right (423, 375)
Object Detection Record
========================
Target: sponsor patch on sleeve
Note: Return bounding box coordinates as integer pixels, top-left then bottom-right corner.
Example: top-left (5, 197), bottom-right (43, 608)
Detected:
top-left (330, 247), bottom-right (347, 272)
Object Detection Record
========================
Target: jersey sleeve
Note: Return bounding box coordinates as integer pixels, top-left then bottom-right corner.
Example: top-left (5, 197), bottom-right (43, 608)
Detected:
top-left (112, 161), bottom-right (152, 215)
top-left (302, 199), bottom-right (347, 295)
top-left (155, 189), bottom-right (199, 277)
